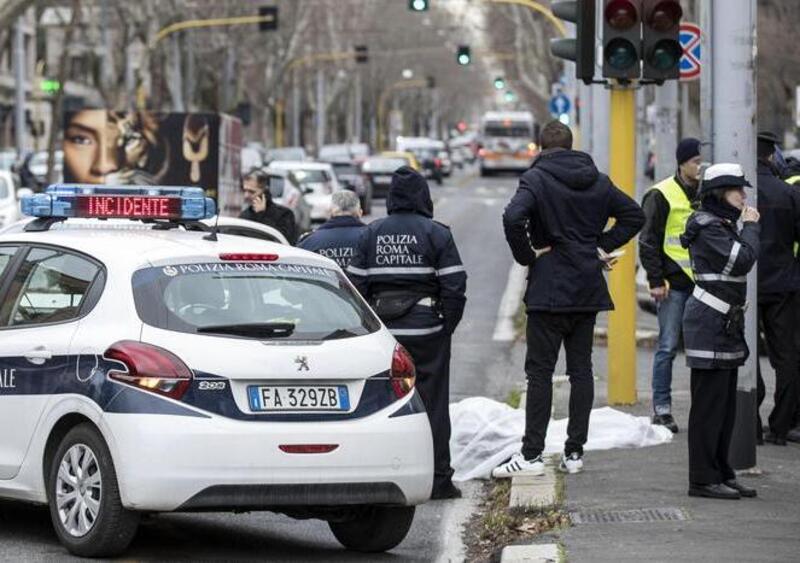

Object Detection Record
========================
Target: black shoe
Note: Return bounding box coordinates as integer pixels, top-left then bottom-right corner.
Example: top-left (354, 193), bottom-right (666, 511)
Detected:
top-left (764, 432), bottom-right (787, 446)
top-left (786, 427), bottom-right (800, 443)
top-left (652, 414), bottom-right (679, 433)
top-left (688, 483), bottom-right (741, 500)
top-left (724, 480), bottom-right (757, 498)
top-left (431, 482), bottom-right (462, 500)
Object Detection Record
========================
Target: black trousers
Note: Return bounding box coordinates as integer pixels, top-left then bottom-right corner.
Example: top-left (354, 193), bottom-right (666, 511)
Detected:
top-left (756, 292), bottom-right (800, 438)
top-left (395, 331), bottom-right (453, 492)
top-left (522, 311), bottom-right (596, 459)
top-left (688, 368), bottom-right (737, 485)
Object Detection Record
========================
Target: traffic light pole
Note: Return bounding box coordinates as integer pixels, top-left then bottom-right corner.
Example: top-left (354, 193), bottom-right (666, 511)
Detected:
top-left (607, 85), bottom-right (638, 405)
top-left (705, 0), bottom-right (758, 470)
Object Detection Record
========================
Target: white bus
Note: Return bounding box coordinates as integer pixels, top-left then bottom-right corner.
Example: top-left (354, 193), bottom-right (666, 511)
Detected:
top-left (478, 111), bottom-right (538, 176)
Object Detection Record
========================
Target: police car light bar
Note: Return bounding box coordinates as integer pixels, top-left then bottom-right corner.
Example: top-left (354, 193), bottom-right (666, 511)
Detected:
top-left (21, 184), bottom-right (216, 221)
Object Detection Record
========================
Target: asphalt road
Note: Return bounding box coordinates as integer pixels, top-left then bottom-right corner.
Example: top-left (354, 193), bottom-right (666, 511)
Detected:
top-left (0, 166), bottom-right (520, 562)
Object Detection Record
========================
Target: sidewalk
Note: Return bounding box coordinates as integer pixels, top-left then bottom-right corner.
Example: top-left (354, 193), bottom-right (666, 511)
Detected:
top-left (537, 344), bottom-right (800, 562)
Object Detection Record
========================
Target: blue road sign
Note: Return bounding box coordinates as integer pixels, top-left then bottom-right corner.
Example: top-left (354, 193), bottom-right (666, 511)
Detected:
top-left (549, 93), bottom-right (571, 117)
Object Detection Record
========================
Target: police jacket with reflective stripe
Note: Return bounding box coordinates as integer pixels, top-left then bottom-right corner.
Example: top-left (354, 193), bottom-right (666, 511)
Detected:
top-left (347, 169), bottom-right (467, 334)
top-left (639, 174), bottom-right (697, 291)
top-left (756, 161), bottom-right (800, 300)
top-left (681, 210), bottom-right (760, 369)
top-left (503, 149), bottom-right (645, 312)
top-left (298, 215), bottom-right (366, 269)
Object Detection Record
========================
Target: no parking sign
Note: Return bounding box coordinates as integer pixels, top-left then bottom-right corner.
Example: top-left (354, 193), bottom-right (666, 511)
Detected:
top-left (680, 23), bottom-right (702, 81)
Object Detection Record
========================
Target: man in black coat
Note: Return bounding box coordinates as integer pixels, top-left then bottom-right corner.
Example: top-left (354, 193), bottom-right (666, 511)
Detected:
top-left (494, 121), bottom-right (644, 478)
top-left (755, 132), bottom-right (800, 446)
top-left (348, 166), bottom-right (467, 500)
top-left (239, 168), bottom-right (298, 244)
top-left (298, 190), bottom-right (365, 268)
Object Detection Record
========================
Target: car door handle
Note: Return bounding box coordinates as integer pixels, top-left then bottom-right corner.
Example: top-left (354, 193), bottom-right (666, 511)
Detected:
top-left (25, 347), bottom-right (52, 364)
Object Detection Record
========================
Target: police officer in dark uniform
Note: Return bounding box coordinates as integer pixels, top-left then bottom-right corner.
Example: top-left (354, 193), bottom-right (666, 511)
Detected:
top-left (681, 163), bottom-right (760, 500)
top-left (347, 166), bottom-right (467, 500)
top-left (754, 132), bottom-right (800, 446)
top-left (298, 190), bottom-right (365, 268)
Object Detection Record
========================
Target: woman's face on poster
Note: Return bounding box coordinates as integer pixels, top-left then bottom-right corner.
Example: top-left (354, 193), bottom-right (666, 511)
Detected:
top-left (63, 110), bottom-right (122, 183)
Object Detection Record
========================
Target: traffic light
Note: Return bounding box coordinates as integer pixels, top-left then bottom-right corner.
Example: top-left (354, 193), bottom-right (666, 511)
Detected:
top-left (494, 77), bottom-right (505, 90)
top-left (456, 45), bottom-right (471, 66)
top-left (641, 0), bottom-right (682, 81)
top-left (426, 76), bottom-right (436, 88)
top-left (550, 0), bottom-right (596, 85)
top-left (409, 0), bottom-right (429, 11)
top-left (258, 6), bottom-right (278, 31)
top-left (602, 0), bottom-right (641, 79)
top-left (354, 45), bottom-right (368, 64)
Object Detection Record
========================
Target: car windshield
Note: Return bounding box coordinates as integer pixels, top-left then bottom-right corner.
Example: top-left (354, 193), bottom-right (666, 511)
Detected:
top-left (132, 262), bottom-right (380, 341)
top-left (365, 158), bottom-right (406, 172)
top-left (291, 169), bottom-right (329, 184)
top-left (332, 163), bottom-right (358, 176)
top-left (268, 175), bottom-right (285, 198)
top-left (483, 124), bottom-right (532, 137)
top-left (266, 148), bottom-right (305, 161)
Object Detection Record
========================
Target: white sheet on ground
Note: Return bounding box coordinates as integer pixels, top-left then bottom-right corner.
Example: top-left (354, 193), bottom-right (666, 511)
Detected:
top-left (450, 397), bottom-right (673, 482)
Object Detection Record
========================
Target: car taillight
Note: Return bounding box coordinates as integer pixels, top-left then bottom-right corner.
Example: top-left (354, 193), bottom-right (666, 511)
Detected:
top-left (434, 158), bottom-right (442, 168)
top-left (219, 253), bottom-right (279, 261)
top-left (105, 340), bottom-right (193, 400)
top-left (390, 344), bottom-right (416, 399)
top-left (478, 148), bottom-right (487, 157)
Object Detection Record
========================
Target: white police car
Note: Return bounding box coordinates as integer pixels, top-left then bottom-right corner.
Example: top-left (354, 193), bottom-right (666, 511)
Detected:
top-left (0, 185), bottom-right (433, 557)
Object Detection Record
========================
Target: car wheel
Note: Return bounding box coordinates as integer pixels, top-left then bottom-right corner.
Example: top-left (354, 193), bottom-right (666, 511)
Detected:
top-left (329, 505), bottom-right (415, 553)
top-left (48, 423), bottom-right (139, 558)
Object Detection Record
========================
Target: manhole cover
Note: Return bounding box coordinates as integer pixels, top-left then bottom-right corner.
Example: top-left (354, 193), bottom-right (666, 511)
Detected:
top-left (569, 507), bottom-right (689, 524)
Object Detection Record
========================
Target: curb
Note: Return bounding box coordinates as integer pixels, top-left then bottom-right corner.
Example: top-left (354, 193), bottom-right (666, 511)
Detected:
top-left (500, 544), bottom-right (561, 562)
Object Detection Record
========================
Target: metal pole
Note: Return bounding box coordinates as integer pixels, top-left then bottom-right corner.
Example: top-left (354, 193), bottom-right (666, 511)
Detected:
top-left (292, 72), bottom-right (301, 147)
top-left (316, 67), bottom-right (325, 152)
top-left (13, 18), bottom-right (26, 156)
top-left (579, 82), bottom-right (593, 154)
top-left (655, 80), bottom-right (679, 181)
top-left (607, 86), bottom-right (638, 405)
top-left (275, 99), bottom-right (285, 148)
top-left (591, 85), bottom-right (610, 172)
top-left (171, 34), bottom-right (185, 112)
top-left (680, 83), bottom-right (690, 139)
top-left (709, 0), bottom-right (758, 470)
top-left (223, 43), bottom-right (234, 111)
top-left (699, 1), bottom-right (713, 148)
top-left (354, 71), bottom-right (362, 143)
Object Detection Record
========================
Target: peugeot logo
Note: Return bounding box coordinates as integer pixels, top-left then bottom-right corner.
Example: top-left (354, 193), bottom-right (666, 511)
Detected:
top-left (295, 356), bottom-right (310, 372)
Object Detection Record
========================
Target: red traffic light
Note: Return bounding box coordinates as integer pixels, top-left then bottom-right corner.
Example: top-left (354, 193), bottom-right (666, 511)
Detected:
top-left (604, 0), bottom-right (639, 30)
top-left (645, 0), bottom-right (682, 31)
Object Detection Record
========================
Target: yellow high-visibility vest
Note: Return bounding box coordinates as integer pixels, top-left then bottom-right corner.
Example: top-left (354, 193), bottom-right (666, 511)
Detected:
top-left (648, 176), bottom-right (694, 280)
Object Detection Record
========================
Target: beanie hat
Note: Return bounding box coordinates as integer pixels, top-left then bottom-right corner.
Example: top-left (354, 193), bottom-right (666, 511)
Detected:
top-left (675, 138), bottom-right (701, 165)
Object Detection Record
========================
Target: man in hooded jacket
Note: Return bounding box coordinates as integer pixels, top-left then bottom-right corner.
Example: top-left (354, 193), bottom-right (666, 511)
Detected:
top-left (347, 166), bottom-right (467, 500)
top-left (494, 121), bottom-right (644, 479)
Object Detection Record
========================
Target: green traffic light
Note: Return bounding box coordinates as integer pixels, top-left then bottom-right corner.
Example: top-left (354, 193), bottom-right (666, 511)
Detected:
top-left (605, 38), bottom-right (638, 70)
top-left (494, 77), bottom-right (505, 90)
top-left (504, 91), bottom-right (516, 102)
top-left (649, 39), bottom-right (682, 70)
top-left (409, 0), bottom-right (429, 11)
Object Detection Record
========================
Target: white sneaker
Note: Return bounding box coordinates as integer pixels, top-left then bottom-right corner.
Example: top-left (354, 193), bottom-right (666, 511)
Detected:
top-left (559, 452), bottom-right (583, 474)
top-left (492, 453), bottom-right (545, 478)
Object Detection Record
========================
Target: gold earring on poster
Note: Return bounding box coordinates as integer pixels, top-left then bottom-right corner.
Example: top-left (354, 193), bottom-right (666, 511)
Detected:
top-left (183, 115), bottom-right (210, 183)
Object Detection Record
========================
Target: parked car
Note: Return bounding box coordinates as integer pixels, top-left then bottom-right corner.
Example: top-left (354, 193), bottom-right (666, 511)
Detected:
top-left (363, 155), bottom-right (415, 199)
top-left (329, 160), bottom-right (373, 215)
top-left (264, 146), bottom-right (308, 163)
top-left (199, 216), bottom-right (289, 245)
top-left (267, 161), bottom-right (343, 223)
top-left (319, 143), bottom-right (370, 163)
top-left (396, 138), bottom-right (445, 184)
top-left (0, 170), bottom-right (23, 229)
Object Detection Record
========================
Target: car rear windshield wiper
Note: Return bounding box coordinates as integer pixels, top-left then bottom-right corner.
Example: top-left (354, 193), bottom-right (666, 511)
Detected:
top-left (319, 328), bottom-right (363, 340)
top-left (197, 322), bottom-right (295, 338)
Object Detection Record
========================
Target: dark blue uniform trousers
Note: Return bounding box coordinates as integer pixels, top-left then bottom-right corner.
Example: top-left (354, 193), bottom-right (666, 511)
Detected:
top-left (688, 369), bottom-right (737, 485)
top-left (396, 331), bottom-right (454, 492)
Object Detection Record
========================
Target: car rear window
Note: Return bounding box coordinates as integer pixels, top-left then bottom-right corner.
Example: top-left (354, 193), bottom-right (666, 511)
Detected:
top-left (132, 262), bottom-right (380, 341)
top-left (365, 158), bottom-right (405, 172)
top-left (292, 169), bottom-right (330, 184)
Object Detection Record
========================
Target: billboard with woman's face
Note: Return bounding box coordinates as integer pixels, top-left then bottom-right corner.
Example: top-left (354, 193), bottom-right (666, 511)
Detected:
top-left (63, 110), bottom-right (243, 214)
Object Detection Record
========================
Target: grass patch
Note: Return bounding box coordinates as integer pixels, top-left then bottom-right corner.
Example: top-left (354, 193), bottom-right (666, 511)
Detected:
top-left (505, 388), bottom-right (522, 409)
top-left (463, 477), bottom-right (571, 562)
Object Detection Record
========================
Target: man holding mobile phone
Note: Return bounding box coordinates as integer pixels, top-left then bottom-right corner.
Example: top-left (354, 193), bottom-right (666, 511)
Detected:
top-left (239, 168), bottom-right (298, 244)
top-left (495, 121), bottom-right (644, 478)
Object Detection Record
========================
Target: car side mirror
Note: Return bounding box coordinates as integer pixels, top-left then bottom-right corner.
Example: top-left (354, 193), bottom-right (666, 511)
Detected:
top-left (302, 186), bottom-right (314, 195)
